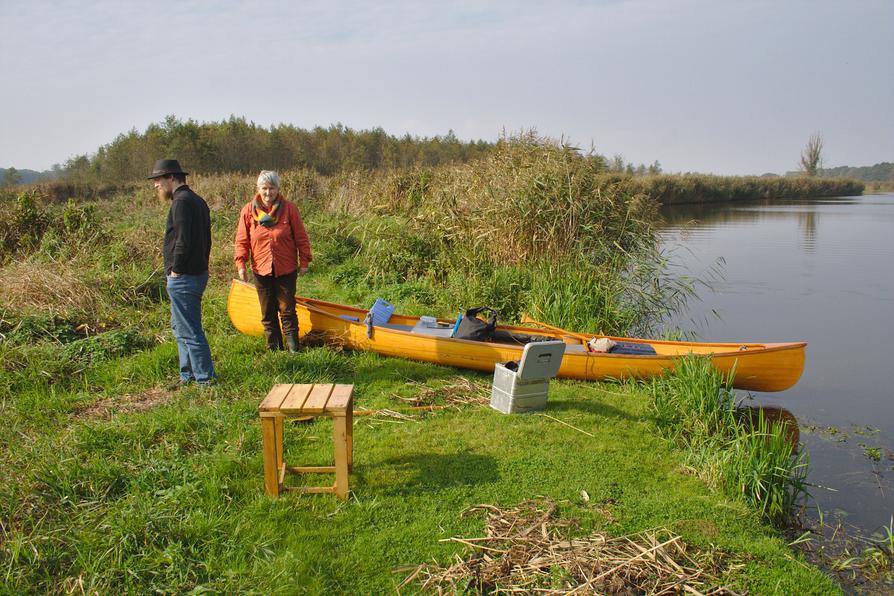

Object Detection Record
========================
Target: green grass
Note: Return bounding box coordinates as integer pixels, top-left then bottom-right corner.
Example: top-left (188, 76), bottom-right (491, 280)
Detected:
top-left (0, 329), bottom-right (839, 593)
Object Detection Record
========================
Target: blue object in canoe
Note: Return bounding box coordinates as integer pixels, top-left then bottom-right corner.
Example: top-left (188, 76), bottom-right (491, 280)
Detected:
top-left (450, 312), bottom-right (463, 338)
top-left (368, 298), bottom-right (395, 326)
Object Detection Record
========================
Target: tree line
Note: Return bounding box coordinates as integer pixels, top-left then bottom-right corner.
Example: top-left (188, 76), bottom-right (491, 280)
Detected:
top-left (53, 116), bottom-right (670, 186)
top-left (1, 167), bottom-right (56, 187)
top-left (61, 115), bottom-right (496, 185)
top-left (815, 162), bottom-right (894, 182)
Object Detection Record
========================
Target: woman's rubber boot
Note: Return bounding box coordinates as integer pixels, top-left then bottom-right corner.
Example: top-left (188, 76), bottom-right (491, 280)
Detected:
top-left (285, 331), bottom-right (300, 353)
top-left (264, 327), bottom-right (283, 351)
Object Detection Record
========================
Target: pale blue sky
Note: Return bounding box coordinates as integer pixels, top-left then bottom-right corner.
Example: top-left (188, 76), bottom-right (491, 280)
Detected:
top-left (1, 0), bottom-right (892, 174)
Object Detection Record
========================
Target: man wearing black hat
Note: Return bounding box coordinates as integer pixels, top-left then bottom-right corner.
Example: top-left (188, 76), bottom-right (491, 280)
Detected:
top-left (149, 159), bottom-right (216, 387)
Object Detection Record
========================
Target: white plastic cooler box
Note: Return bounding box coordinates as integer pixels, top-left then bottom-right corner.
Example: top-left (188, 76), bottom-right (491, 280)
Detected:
top-left (490, 341), bottom-right (566, 414)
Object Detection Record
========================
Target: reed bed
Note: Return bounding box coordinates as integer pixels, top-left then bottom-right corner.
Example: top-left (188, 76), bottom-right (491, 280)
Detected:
top-left (311, 134), bottom-right (687, 334)
top-left (400, 497), bottom-right (741, 595)
top-left (327, 134), bottom-right (658, 266)
top-left (185, 168), bottom-right (325, 213)
top-left (648, 357), bottom-right (808, 526)
top-left (0, 262), bottom-right (104, 319)
top-left (722, 411), bottom-right (807, 524)
top-left (625, 174), bottom-right (863, 205)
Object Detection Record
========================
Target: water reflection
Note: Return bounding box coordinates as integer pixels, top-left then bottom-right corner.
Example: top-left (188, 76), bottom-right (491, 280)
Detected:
top-left (660, 196), bottom-right (861, 227)
top-left (797, 211), bottom-right (817, 253)
top-left (661, 203), bottom-right (821, 254)
top-left (736, 404), bottom-right (800, 450)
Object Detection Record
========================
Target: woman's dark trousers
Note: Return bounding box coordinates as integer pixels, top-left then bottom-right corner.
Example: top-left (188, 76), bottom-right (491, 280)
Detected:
top-left (255, 271), bottom-right (299, 351)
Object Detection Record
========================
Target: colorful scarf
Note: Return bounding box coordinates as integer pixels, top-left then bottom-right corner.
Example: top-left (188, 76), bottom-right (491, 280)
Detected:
top-left (252, 196), bottom-right (281, 227)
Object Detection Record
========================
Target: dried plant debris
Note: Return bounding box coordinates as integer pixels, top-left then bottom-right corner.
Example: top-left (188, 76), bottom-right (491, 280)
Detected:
top-left (357, 408), bottom-right (422, 427)
top-left (393, 376), bottom-right (490, 409)
top-left (0, 264), bottom-right (103, 316)
top-left (400, 497), bottom-right (742, 595)
top-left (73, 388), bottom-right (172, 420)
top-left (372, 408), bottom-right (418, 421)
top-left (300, 330), bottom-right (332, 349)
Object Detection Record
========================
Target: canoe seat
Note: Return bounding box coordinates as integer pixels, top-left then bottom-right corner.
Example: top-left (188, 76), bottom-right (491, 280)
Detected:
top-left (379, 322), bottom-right (415, 332)
top-left (409, 325), bottom-right (455, 338)
top-left (563, 344), bottom-right (588, 353)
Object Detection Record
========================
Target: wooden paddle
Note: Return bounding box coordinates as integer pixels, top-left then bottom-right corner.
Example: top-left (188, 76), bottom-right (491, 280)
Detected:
top-left (519, 314), bottom-right (592, 343)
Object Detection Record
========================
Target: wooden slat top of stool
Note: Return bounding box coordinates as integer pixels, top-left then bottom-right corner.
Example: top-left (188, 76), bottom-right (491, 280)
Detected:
top-left (259, 383), bottom-right (353, 416)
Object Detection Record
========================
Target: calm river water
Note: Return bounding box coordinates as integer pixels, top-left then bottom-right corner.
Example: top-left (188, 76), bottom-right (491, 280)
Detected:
top-left (659, 193), bottom-right (894, 533)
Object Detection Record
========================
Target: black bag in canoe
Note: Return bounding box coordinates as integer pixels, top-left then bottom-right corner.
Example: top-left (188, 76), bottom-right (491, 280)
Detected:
top-left (453, 307), bottom-right (498, 341)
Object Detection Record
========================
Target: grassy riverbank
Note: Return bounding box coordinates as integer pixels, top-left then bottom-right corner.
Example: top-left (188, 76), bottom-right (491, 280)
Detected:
top-left (1, 336), bottom-right (839, 593)
top-left (1, 138), bottom-right (841, 592)
top-left (1, 303), bottom-right (836, 593)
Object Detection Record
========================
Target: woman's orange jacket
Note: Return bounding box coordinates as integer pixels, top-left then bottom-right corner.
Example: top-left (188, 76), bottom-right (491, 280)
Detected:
top-left (233, 195), bottom-right (312, 277)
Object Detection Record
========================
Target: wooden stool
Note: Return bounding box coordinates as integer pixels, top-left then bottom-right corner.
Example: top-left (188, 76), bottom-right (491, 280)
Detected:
top-left (259, 383), bottom-right (354, 499)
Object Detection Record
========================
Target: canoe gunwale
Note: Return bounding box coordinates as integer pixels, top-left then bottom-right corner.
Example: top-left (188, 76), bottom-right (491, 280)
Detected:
top-left (286, 288), bottom-right (804, 359)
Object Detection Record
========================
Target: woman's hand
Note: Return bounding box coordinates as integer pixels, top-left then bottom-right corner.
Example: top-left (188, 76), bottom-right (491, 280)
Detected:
top-left (299, 266), bottom-right (309, 276)
top-left (237, 267), bottom-right (247, 282)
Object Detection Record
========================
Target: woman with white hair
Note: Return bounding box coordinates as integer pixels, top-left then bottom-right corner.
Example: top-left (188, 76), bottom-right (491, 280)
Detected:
top-left (234, 170), bottom-right (313, 352)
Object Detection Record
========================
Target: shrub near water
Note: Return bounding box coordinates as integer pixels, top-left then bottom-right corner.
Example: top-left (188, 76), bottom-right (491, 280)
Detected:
top-left (722, 411), bottom-right (808, 525)
top-left (525, 248), bottom-right (698, 337)
top-left (649, 357), bottom-right (808, 526)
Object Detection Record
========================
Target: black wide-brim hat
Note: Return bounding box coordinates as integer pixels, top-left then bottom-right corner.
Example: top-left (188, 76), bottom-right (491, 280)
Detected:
top-left (148, 159), bottom-right (189, 179)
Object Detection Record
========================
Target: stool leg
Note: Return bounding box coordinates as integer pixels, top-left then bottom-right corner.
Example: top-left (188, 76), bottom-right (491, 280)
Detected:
top-left (333, 415), bottom-right (349, 500)
top-left (261, 417), bottom-right (280, 497)
top-left (274, 416), bottom-right (284, 473)
top-left (347, 405), bottom-right (354, 472)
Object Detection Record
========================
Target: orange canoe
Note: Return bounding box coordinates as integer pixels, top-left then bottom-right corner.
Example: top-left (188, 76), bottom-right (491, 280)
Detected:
top-left (227, 280), bottom-right (805, 392)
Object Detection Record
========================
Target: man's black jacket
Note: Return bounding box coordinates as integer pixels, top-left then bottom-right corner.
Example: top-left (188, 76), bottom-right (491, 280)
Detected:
top-left (164, 185), bottom-right (211, 275)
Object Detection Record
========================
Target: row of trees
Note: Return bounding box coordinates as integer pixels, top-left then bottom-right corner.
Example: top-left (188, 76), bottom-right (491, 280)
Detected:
top-left (57, 116), bottom-right (669, 186)
top-left (815, 161), bottom-right (894, 182)
top-left (795, 132), bottom-right (891, 183)
top-left (2, 168), bottom-right (22, 187)
top-left (62, 116), bottom-right (496, 184)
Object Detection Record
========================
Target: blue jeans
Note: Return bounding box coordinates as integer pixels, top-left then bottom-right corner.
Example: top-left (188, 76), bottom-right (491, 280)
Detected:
top-left (166, 272), bottom-right (216, 383)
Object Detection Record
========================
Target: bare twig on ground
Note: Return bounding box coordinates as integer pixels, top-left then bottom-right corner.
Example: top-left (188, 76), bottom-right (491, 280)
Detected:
top-left (392, 376), bottom-right (490, 409)
top-left (539, 413), bottom-right (596, 437)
